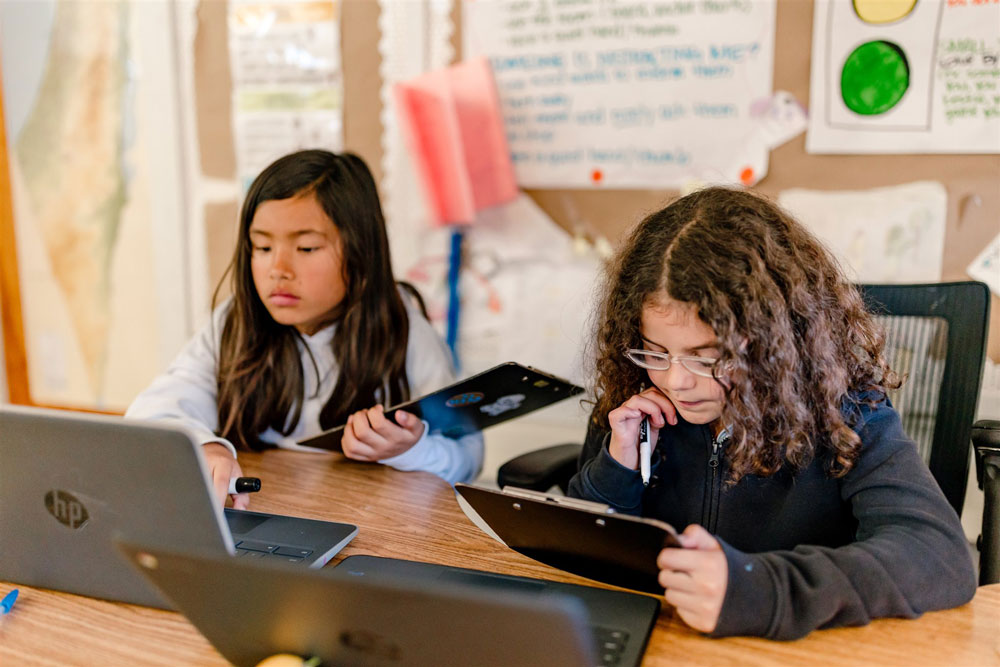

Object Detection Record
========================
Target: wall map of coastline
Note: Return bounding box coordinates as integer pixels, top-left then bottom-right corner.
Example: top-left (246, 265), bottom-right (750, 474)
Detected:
top-left (1, 0), bottom-right (173, 408)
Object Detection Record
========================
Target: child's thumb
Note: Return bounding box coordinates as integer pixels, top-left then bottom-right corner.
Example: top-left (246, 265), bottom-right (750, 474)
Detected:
top-left (396, 410), bottom-right (420, 430)
top-left (679, 524), bottom-right (720, 551)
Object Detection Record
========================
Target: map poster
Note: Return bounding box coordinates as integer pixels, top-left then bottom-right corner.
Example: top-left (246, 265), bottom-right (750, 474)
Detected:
top-left (0, 0), bottom-right (189, 409)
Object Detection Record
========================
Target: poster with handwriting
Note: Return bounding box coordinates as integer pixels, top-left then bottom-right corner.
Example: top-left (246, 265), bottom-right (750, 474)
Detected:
top-left (808, 0), bottom-right (1000, 154)
top-left (462, 0), bottom-right (777, 189)
top-left (228, 0), bottom-right (343, 188)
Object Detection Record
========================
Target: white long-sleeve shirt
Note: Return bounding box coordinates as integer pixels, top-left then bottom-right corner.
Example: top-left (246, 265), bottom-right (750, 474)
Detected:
top-left (125, 300), bottom-right (483, 484)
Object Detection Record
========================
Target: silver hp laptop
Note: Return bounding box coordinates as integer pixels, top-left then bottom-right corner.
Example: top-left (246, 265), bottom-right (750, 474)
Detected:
top-left (0, 405), bottom-right (358, 609)
top-left (118, 543), bottom-right (660, 667)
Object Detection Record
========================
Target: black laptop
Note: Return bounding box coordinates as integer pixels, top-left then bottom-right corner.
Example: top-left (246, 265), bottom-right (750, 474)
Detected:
top-left (297, 362), bottom-right (584, 452)
top-left (0, 405), bottom-right (358, 609)
top-left (119, 543), bottom-right (661, 667)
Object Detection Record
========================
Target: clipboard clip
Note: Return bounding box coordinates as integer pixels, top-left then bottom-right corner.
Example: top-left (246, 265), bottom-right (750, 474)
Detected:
top-left (500, 486), bottom-right (617, 514)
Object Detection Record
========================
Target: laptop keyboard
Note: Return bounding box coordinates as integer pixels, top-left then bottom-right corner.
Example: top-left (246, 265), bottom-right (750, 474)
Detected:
top-left (592, 626), bottom-right (630, 666)
top-left (234, 539), bottom-right (312, 564)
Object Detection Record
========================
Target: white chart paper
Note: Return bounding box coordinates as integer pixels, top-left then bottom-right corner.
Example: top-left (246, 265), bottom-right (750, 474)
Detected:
top-left (463, 0), bottom-right (777, 189)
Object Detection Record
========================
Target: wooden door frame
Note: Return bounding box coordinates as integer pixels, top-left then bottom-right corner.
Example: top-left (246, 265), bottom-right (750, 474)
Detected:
top-left (0, 63), bottom-right (31, 405)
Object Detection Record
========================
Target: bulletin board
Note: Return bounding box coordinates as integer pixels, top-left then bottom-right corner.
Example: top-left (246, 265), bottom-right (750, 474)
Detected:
top-left (163, 0), bottom-right (1000, 363)
top-left (318, 0), bottom-right (999, 360)
top-left (506, 1), bottom-right (1000, 360)
top-left (5, 0), bottom-right (993, 409)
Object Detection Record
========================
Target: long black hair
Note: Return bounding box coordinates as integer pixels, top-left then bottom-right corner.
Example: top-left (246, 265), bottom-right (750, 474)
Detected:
top-left (213, 150), bottom-right (413, 450)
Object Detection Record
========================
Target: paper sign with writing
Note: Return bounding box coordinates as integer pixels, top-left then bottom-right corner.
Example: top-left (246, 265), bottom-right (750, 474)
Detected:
top-left (462, 0), bottom-right (777, 189)
top-left (808, 0), bottom-right (1000, 154)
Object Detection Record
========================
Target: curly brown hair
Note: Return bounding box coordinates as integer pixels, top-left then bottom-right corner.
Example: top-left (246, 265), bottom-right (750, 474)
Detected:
top-left (591, 186), bottom-right (899, 481)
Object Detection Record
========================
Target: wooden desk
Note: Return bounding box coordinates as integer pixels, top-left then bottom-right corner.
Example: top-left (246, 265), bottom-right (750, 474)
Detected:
top-left (2, 449), bottom-right (998, 666)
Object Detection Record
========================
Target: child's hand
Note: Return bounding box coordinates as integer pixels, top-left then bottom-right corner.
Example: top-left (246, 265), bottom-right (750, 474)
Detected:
top-left (201, 442), bottom-right (250, 510)
top-left (657, 524), bottom-right (728, 633)
top-left (341, 404), bottom-right (426, 462)
top-left (607, 387), bottom-right (678, 469)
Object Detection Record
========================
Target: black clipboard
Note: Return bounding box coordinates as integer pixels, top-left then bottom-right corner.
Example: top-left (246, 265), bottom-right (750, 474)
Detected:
top-left (298, 362), bottom-right (584, 452)
top-left (455, 484), bottom-right (678, 594)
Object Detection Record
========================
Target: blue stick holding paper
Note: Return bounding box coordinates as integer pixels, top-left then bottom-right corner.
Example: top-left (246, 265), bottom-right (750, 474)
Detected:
top-left (445, 229), bottom-right (464, 366)
top-left (394, 58), bottom-right (519, 369)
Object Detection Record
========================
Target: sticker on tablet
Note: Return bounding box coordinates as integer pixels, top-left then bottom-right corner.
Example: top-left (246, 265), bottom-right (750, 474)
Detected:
top-left (446, 392), bottom-right (484, 408)
top-left (479, 394), bottom-right (526, 417)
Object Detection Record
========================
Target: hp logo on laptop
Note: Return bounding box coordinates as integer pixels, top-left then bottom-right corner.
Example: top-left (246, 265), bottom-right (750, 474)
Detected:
top-left (44, 490), bottom-right (89, 529)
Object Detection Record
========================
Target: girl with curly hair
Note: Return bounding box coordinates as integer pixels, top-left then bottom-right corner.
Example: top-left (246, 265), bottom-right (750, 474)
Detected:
top-left (568, 186), bottom-right (975, 639)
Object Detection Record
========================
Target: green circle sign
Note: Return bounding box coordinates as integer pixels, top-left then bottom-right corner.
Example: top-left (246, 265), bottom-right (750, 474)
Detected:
top-left (840, 40), bottom-right (910, 115)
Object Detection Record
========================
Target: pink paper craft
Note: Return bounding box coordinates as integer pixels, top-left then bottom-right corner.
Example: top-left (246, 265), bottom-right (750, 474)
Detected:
top-left (395, 57), bottom-right (518, 227)
top-left (449, 58), bottom-right (518, 212)
top-left (395, 71), bottom-right (475, 226)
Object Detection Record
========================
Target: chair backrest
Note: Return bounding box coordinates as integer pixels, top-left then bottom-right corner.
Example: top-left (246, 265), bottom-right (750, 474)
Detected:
top-left (858, 282), bottom-right (990, 515)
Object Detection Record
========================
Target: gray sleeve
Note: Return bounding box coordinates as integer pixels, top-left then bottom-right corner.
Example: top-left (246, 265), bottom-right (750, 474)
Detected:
top-left (712, 404), bottom-right (976, 639)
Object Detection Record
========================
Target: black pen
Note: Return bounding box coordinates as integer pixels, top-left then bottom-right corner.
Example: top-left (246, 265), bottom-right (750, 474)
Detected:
top-left (228, 477), bottom-right (261, 495)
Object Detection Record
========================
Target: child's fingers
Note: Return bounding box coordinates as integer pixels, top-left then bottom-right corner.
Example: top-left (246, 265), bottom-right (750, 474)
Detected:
top-left (394, 411), bottom-right (425, 438)
top-left (226, 459), bottom-right (248, 509)
top-left (230, 492), bottom-right (250, 510)
top-left (639, 388), bottom-right (679, 426)
top-left (344, 441), bottom-right (379, 461)
top-left (656, 547), bottom-right (714, 572)
top-left (347, 410), bottom-right (389, 450)
top-left (607, 405), bottom-right (642, 429)
top-left (622, 390), bottom-right (676, 428)
top-left (658, 567), bottom-right (698, 594)
top-left (663, 589), bottom-right (718, 633)
top-left (365, 404), bottom-right (388, 431)
top-left (202, 443), bottom-right (238, 508)
top-left (678, 524), bottom-right (721, 550)
top-left (341, 420), bottom-right (379, 461)
top-left (350, 409), bottom-right (374, 438)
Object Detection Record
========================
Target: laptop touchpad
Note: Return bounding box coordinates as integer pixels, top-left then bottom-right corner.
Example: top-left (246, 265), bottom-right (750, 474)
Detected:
top-left (225, 510), bottom-right (270, 535)
top-left (438, 570), bottom-right (546, 595)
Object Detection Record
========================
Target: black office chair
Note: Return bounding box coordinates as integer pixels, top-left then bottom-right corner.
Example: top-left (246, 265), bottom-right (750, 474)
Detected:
top-left (497, 281), bottom-right (1000, 585)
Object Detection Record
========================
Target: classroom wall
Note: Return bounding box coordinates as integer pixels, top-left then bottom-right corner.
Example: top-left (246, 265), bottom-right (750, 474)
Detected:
top-left (191, 2), bottom-right (998, 364)
top-left (3, 0), bottom-right (997, 408)
top-left (194, 0), bottom-right (384, 298)
top-left (512, 1), bottom-right (1000, 360)
top-left (342, 0), bottom-right (1000, 360)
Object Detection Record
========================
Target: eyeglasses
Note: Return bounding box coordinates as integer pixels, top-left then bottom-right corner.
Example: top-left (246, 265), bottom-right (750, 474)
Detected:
top-left (624, 349), bottom-right (722, 379)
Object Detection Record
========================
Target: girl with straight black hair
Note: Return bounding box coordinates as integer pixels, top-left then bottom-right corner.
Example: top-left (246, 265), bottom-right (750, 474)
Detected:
top-left (127, 150), bottom-right (482, 505)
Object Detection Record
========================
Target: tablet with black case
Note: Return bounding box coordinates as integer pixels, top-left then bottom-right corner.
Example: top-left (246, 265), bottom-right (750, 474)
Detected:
top-left (455, 484), bottom-right (680, 594)
top-left (298, 362), bottom-right (584, 452)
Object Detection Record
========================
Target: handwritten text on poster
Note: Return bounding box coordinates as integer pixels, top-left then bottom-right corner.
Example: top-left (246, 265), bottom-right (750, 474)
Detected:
top-left (463, 0), bottom-right (777, 188)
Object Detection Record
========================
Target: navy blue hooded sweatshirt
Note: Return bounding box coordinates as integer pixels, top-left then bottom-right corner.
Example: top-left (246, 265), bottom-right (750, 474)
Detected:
top-left (567, 395), bottom-right (977, 639)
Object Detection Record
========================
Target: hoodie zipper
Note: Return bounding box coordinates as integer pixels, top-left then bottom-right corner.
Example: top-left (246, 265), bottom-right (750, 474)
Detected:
top-left (702, 428), bottom-right (728, 532)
